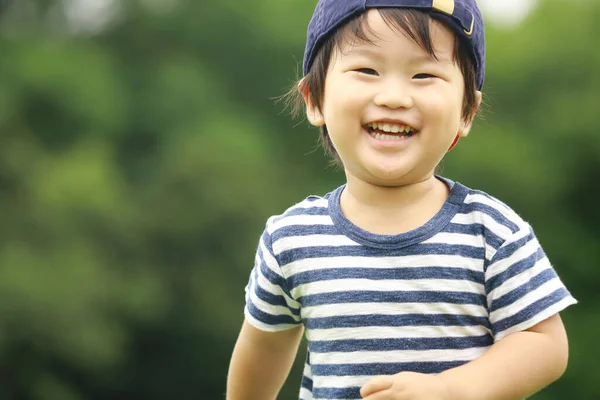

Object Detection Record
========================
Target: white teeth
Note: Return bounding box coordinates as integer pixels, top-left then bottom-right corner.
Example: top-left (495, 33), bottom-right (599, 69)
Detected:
top-left (368, 122), bottom-right (414, 134)
top-left (374, 132), bottom-right (405, 141)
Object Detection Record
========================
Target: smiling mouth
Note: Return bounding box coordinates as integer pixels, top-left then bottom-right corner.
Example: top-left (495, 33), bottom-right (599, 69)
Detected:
top-left (365, 122), bottom-right (417, 141)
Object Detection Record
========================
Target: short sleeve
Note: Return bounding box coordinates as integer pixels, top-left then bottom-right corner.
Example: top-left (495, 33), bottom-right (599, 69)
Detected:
top-left (485, 225), bottom-right (577, 341)
top-left (244, 224), bottom-right (302, 332)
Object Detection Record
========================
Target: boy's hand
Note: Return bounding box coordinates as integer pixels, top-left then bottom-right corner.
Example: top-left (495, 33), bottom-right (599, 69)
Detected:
top-left (360, 372), bottom-right (453, 400)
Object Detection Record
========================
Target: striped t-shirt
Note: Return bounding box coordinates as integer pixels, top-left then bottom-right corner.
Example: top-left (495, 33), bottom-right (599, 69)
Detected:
top-left (244, 178), bottom-right (576, 400)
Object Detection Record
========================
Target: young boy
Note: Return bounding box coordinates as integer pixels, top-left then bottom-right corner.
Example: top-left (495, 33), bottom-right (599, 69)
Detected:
top-left (227, 1), bottom-right (576, 399)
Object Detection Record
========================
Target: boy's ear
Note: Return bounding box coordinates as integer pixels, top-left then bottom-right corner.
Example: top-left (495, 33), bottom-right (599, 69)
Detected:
top-left (299, 78), bottom-right (325, 127)
top-left (458, 90), bottom-right (483, 138)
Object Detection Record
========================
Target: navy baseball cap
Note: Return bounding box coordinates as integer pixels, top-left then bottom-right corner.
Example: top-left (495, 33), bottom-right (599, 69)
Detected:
top-left (303, 0), bottom-right (486, 90)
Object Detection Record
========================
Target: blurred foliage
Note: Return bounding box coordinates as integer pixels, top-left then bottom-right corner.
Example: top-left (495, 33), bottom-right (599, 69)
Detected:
top-left (0, 0), bottom-right (597, 398)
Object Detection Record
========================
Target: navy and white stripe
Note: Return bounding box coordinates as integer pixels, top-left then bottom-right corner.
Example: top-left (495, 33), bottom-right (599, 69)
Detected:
top-left (244, 179), bottom-right (576, 400)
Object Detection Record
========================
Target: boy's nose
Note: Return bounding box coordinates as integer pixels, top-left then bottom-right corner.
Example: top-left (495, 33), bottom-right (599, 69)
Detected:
top-left (373, 80), bottom-right (414, 109)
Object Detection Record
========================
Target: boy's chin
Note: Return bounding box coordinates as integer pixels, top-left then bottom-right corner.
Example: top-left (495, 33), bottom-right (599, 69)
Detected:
top-left (353, 168), bottom-right (425, 188)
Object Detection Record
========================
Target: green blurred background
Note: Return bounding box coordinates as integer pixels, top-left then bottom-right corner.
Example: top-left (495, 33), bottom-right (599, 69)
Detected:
top-left (0, 0), bottom-right (597, 398)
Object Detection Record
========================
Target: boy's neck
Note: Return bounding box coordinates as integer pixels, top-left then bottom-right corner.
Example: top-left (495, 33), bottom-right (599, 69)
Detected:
top-left (339, 174), bottom-right (450, 235)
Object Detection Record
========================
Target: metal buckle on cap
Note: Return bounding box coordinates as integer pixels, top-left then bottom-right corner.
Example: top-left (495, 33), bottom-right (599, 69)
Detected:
top-left (432, 0), bottom-right (475, 37)
top-left (432, 0), bottom-right (454, 15)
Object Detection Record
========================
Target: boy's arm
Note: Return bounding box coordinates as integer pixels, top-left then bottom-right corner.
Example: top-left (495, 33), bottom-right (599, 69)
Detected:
top-left (439, 313), bottom-right (569, 400)
top-left (361, 313), bottom-right (569, 400)
top-left (227, 320), bottom-right (304, 400)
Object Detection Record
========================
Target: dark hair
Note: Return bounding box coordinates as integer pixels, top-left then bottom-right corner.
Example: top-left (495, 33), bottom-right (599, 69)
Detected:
top-left (284, 8), bottom-right (480, 164)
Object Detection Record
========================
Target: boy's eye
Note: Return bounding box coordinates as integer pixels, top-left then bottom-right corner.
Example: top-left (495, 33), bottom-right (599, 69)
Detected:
top-left (355, 68), bottom-right (378, 76)
top-left (413, 73), bottom-right (437, 79)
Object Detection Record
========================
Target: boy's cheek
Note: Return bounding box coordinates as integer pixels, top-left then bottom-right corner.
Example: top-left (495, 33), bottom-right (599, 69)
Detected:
top-left (420, 96), bottom-right (462, 122)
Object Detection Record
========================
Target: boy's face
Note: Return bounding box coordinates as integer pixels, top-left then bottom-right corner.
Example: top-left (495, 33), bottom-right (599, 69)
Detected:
top-left (306, 10), bottom-right (476, 187)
